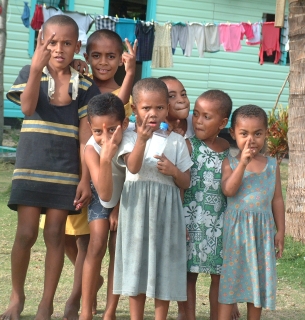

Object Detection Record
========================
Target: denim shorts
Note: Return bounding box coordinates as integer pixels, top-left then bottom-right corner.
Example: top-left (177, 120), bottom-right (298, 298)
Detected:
top-left (88, 183), bottom-right (113, 223)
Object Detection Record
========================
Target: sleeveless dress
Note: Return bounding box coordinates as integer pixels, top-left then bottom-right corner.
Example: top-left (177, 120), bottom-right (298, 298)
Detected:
top-left (219, 155), bottom-right (277, 310)
top-left (183, 136), bottom-right (229, 274)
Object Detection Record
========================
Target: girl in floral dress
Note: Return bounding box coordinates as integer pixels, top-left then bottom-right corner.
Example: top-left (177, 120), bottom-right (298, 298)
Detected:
top-left (183, 90), bottom-right (239, 320)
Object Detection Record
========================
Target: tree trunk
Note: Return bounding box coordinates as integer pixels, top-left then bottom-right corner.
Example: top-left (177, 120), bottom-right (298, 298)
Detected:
top-left (286, 0), bottom-right (305, 242)
top-left (0, 0), bottom-right (8, 145)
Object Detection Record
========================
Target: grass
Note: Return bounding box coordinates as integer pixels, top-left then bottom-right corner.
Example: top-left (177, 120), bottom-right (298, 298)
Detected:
top-left (0, 160), bottom-right (305, 319)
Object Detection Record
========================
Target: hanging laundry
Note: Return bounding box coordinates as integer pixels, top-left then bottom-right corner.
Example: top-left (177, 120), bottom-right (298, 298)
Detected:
top-left (246, 22), bottom-right (261, 46)
top-left (43, 7), bottom-right (94, 55)
top-left (95, 15), bottom-right (118, 31)
top-left (171, 24), bottom-right (188, 55)
top-left (135, 21), bottom-right (154, 62)
top-left (184, 23), bottom-right (205, 57)
top-left (204, 23), bottom-right (220, 52)
top-left (115, 18), bottom-right (136, 44)
top-left (151, 23), bottom-right (173, 68)
top-left (259, 22), bottom-right (281, 65)
top-left (219, 23), bottom-right (245, 52)
top-left (21, 2), bottom-right (30, 28)
top-left (241, 22), bottom-right (254, 40)
top-left (31, 4), bottom-right (44, 30)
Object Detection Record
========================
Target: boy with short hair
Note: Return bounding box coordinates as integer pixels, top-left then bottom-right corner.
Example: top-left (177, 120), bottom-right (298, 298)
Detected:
top-left (1, 15), bottom-right (99, 320)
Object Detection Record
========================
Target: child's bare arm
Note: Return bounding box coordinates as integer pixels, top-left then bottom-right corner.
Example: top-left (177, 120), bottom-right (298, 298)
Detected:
top-left (272, 164), bottom-right (285, 258)
top-left (109, 201), bottom-right (120, 231)
top-left (21, 30), bottom-right (55, 116)
top-left (117, 39), bottom-right (137, 105)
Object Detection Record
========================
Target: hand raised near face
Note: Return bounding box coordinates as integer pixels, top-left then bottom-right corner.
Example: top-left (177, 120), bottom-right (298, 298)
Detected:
top-left (136, 113), bottom-right (153, 142)
top-left (31, 29), bottom-right (55, 72)
top-left (100, 124), bottom-right (122, 161)
top-left (240, 137), bottom-right (254, 167)
top-left (122, 39), bottom-right (137, 75)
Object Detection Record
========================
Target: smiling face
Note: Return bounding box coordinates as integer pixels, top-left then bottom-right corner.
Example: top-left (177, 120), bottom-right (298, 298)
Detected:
top-left (230, 116), bottom-right (267, 156)
top-left (44, 24), bottom-right (80, 70)
top-left (192, 98), bottom-right (228, 141)
top-left (163, 79), bottom-right (190, 121)
top-left (84, 37), bottom-right (123, 84)
top-left (132, 90), bottom-right (169, 132)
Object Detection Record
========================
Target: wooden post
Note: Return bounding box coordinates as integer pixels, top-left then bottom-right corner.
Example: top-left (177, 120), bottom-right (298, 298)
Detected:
top-left (275, 0), bottom-right (286, 27)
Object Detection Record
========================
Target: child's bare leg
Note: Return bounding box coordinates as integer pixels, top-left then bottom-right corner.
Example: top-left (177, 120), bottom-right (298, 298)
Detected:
top-left (231, 303), bottom-right (240, 320)
top-left (176, 301), bottom-right (186, 320)
top-left (210, 274), bottom-right (220, 320)
top-left (79, 219), bottom-right (109, 320)
top-left (246, 303), bottom-right (261, 320)
top-left (64, 234), bottom-right (78, 264)
top-left (1, 206), bottom-right (40, 320)
top-left (155, 299), bottom-right (170, 320)
top-left (129, 294), bottom-right (146, 320)
top-left (184, 272), bottom-right (198, 320)
top-left (103, 231), bottom-right (120, 320)
top-left (64, 234), bottom-right (90, 320)
top-left (35, 209), bottom-right (68, 320)
top-left (218, 303), bottom-right (234, 320)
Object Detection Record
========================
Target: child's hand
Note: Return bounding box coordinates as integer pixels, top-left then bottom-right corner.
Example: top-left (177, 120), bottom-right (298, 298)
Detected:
top-left (31, 29), bottom-right (55, 72)
top-left (100, 124), bottom-right (122, 162)
top-left (71, 59), bottom-right (89, 74)
top-left (109, 206), bottom-right (119, 231)
top-left (122, 39), bottom-right (137, 76)
top-left (136, 114), bottom-right (153, 142)
top-left (74, 180), bottom-right (92, 209)
top-left (172, 119), bottom-right (185, 137)
top-left (240, 137), bottom-right (254, 166)
top-left (155, 154), bottom-right (177, 176)
top-left (274, 231), bottom-right (284, 258)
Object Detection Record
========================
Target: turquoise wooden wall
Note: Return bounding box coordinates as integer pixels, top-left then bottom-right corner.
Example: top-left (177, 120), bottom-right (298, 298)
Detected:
top-left (4, 0), bottom-right (289, 117)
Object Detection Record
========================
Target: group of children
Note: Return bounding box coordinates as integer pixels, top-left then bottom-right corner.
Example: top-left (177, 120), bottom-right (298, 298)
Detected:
top-left (1, 14), bottom-right (285, 320)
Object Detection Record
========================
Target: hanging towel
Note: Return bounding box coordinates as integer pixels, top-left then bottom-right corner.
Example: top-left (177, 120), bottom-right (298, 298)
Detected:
top-left (21, 2), bottom-right (30, 28)
top-left (95, 15), bottom-right (118, 31)
top-left (219, 23), bottom-right (245, 52)
top-left (259, 22), bottom-right (281, 65)
top-left (171, 24), bottom-right (188, 54)
top-left (241, 22), bottom-right (254, 40)
top-left (115, 18), bottom-right (136, 44)
top-left (151, 23), bottom-right (173, 68)
top-left (184, 23), bottom-right (205, 57)
top-left (135, 21), bottom-right (154, 62)
top-left (246, 23), bottom-right (261, 46)
top-left (204, 23), bottom-right (220, 52)
top-left (31, 4), bottom-right (44, 30)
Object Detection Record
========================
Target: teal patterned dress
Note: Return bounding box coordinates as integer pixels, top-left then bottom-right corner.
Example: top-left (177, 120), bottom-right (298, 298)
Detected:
top-left (183, 136), bottom-right (229, 274)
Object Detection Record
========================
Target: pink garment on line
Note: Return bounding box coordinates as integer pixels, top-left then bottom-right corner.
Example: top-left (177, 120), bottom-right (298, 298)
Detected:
top-left (259, 22), bottom-right (281, 65)
top-left (246, 23), bottom-right (261, 46)
top-left (219, 23), bottom-right (245, 52)
top-left (241, 22), bottom-right (254, 40)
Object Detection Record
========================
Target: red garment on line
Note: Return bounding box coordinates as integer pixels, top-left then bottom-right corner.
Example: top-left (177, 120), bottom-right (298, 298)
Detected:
top-left (259, 22), bottom-right (281, 65)
top-left (31, 4), bottom-right (44, 30)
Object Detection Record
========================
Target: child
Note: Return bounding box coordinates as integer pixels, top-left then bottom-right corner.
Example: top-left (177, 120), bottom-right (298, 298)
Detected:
top-left (1, 15), bottom-right (99, 320)
top-left (159, 75), bottom-right (194, 139)
top-left (79, 93), bottom-right (129, 320)
top-left (182, 90), bottom-right (239, 320)
top-left (218, 105), bottom-right (285, 320)
top-left (113, 78), bottom-right (193, 319)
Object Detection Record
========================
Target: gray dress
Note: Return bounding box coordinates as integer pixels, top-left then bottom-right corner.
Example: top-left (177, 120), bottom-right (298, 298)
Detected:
top-left (114, 130), bottom-right (193, 301)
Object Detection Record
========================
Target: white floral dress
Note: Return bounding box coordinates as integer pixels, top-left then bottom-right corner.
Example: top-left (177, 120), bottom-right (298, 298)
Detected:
top-left (183, 136), bottom-right (229, 274)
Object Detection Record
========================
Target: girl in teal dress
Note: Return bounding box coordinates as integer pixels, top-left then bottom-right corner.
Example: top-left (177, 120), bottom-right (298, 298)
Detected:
top-left (183, 90), bottom-right (239, 320)
top-left (219, 105), bottom-right (285, 320)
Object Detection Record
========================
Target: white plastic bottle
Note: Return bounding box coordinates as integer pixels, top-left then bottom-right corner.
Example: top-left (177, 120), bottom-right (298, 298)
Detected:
top-left (146, 122), bottom-right (169, 160)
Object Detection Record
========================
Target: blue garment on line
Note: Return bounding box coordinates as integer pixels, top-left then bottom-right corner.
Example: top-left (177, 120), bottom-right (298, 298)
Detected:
top-left (21, 2), bottom-right (30, 28)
top-left (115, 18), bottom-right (136, 44)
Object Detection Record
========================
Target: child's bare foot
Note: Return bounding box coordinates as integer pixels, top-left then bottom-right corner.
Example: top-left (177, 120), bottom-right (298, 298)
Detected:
top-left (231, 303), bottom-right (240, 320)
top-left (176, 313), bottom-right (187, 320)
top-left (92, 275), bottom-right (104, 315)
top-left (63, 299), bottom-right (80, 320)
top-left (34, 302), bottom-right (53, 320)
top-left (0, 295), bottom-right (25, 320)
top-left (102, 315), bottom-right (116, 320)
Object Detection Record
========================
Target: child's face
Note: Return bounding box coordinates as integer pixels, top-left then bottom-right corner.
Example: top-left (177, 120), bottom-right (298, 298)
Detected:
top-left (44, 24), bottom-right (80, 70)
top-left (230, 116), bottom-right (267, 156)
top-left (89, 115), bottom-right (128, 146)
top-left (132, 91), bottom-right (169, 132)
top-left (163, 80), bottom-right (190, 121)
top-left (84, 37), bottom-right (123, 82)
top-left (192, 98), bottom-right (228, 141)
